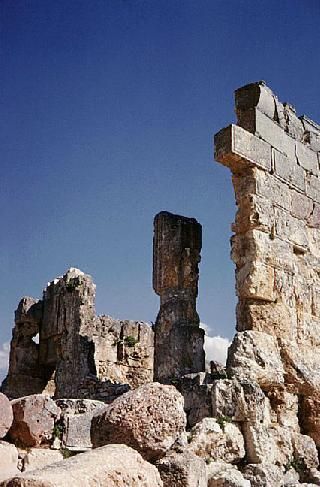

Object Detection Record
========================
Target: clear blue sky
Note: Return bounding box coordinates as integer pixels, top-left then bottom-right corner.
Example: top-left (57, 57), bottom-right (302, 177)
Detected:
top-left (1, 0), bottom-right (320, 358)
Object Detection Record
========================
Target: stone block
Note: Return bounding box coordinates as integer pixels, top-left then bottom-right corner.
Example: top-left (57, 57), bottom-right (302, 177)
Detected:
top-left (0, 393), bottom-right (13, 439)
top-left (91, 382), bottom-right (187, 462)
top-left (243, 463), bottom-right (284, 486)
top-left (255, 169), bottom-right (292, 210)
top-left (273, 148), bottom-right (305, 191)
top-left (227, 331), bottom-right (284, 391)
top-left (274, 207), bottom-right (308, 248)
top-left (0, 441), bottom-right (19, 480)
top-left (0, 445), bottom-right (163, 487)
top-left (9, 394), bottom-right (61, 448)
top-left (235, 81), bottom-right (276, 119)
top-left (214, 124), bottom-right (272, 173)
top-left (207, 461), bottom-right (250, 487)
top-left (291, 191), bottom-right (313, 220)
top-left (296, 140), bottom-right (319, 175)
top-left (306, 174), bottom-right (320, 203)
top-left (23, 448), bottom-right (63, 472)
top-left (237, 108), bottom-right (296, 159)
top-left (236, 261), bottom-right (275, 302)
top-left (156, 450), bottom-right (207, 487)
top-left (188, 417), bottom-right (245, 464)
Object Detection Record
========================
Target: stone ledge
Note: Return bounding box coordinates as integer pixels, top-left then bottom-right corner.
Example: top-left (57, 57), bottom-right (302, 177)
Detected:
top-left (214, 124), bottom-right (272, 173)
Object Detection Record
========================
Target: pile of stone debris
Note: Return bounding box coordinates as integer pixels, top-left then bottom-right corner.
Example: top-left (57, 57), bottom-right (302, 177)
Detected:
top-left (1, 380), bottom-right (320, 486)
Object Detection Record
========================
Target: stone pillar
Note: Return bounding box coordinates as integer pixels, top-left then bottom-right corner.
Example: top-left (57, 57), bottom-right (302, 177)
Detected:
top-left (153, 211), bottom-right (205, 382)
top-left (40, 268), bottom-right (97, 398)
top-left (2, 297), bottom-right (45, 398)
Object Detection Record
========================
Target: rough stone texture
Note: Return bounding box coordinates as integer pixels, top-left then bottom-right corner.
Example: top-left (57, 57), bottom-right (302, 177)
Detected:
top-left (91, 382), bottom-right (187, 461)
top-left (214, 81), bottom-right (320, 468)
top-left (0, 442), bottom-right (19, 482)
top-left (22, 449), bottom-right (63, 472)
top-left (0, 444), bottom-right (163, 487)
top-left (8, 394), bottom-right (61, 447)
top-left (55, 398), bottom-right (105, 450)
top-left (2, 268), bottom-right (154, 400)
top-left (0, 393), bottom-right (13, 438)
top-left (206, 462), bottom-right (250, 487)
top-left (156, 449), bottom-right (207, 487)
top-left (227, 330), bottom-right (284, 390)
top-left (3, 297), bottom-right (45, 398)
top-left (188, 417), bottom-right (245, 464)
top-left (242, 463), bottom-right (284, 486)
top-left (177, 372), bottom-right (214, 428)
top-left (153, 211), bottom-right (205, 382)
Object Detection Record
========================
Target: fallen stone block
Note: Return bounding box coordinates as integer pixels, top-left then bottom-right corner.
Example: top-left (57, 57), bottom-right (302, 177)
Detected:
top-left (9, 394), bottom-right (61, 447)
top-left (22, 448), bottom-right (64, 472)
top-left (0, 393), bottom-right (13, 439)
top-left (206, 461), bottom-right (250, 487)
top-left (0, 444), bottom-right (163, 486)
top-left (156, 449), bottom-right (207, 487)
top-left (242, 463), bottom-right (284, 486)
top-left (188, 417), bottom-right (245, 464)
top-left (0, 441), bottom-right (19, 482)
top-left (91, 382), bottom-right (186, 461)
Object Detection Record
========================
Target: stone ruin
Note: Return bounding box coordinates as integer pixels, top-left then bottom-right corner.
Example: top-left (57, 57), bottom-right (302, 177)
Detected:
top-left (2, 268), bottom-right (154, 401)
top-left (2, 81), bottom-right (320, 486)
top-left (153, 211), bottom-right (205, 382)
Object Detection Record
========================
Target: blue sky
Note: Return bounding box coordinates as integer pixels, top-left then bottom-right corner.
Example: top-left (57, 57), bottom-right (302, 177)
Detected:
top-left (1, 0), bottom-right (320, 377)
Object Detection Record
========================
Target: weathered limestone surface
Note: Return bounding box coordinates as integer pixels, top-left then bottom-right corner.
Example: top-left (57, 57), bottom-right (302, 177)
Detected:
top-left (2, 268), bottom-right (154, 400)
top-left (153, 211), bottom-right (205, 382)
top-left (91, 382), bottom-right (187, 461)
top-left (0, 442), bottom-right (19, 482)
top-left (0, 444), bottom-right (163, 487)
top-left (8, 395), bottom-right (61, 448)
top-left (156, 449), bottom-right (207, 487)
top-left (0, 393), bottom-right (13, 438)
top-left (214, 81), bottom-right (320, 482)
top-left (188, 417), bottom-right (245, 464)
top-left (55, 398), bottom-right (105, 450)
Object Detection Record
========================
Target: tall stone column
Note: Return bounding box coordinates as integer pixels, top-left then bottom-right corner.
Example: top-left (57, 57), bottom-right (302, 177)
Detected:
top-left (153, 211), bottom-right (205, 383)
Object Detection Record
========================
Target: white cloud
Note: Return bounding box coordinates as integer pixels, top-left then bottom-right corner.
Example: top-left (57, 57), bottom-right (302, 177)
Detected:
top-left (0, 341), bottom-right (10, 376)
top-left (200, 323), bottom-right (231, 365)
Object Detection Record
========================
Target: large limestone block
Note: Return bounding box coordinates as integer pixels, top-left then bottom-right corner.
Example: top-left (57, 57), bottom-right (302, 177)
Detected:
top-left (0, 393), bottom-right (13, 438)
top-left (227, 331), bottom-right (284, 390)
top-left (156, 449), bottom-right (207, 487)
top-left (280, 341), bottom-right (320, 395)
top-left (206, 461), bottom-right (250, 487)
top-left (0, 444), bottom-right (163, 487)
top-left (9, 395), bottom-right (61, 447)
top-left (235, 81), bottom-right (276, 119)
top-left (214, 124), bottom-right (272, 173)
top-left (242, 463), bottom-right (284, 486)
top-left (0, 442), bottom-right (19, 481)
top-left (55, 398), bottom-right (105, 451)
top-left (23, 449), bottom-right (63, 472)
top-left (91, 382), bottom-right (186, 461)
top-left (188, 418), bottom-right (245, 464)
top-left (242, 422), bottom-right (277, 464)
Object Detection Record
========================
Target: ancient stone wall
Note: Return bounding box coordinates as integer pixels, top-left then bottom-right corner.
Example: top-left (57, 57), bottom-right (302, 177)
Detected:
top-left (153, 211), bottom-right (205, 382)
top-left (214, 81), bottom-right (320, 443)
top-left (2, 268), bottom-right (154, 400)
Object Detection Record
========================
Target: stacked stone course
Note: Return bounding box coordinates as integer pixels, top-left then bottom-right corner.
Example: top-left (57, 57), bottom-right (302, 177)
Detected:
top-left (215, 80), bottom-right (320, 447)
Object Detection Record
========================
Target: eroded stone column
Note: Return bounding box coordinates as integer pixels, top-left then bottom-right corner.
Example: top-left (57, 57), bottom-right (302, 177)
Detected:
top-left (153, 211), bottom-right (205, 382)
